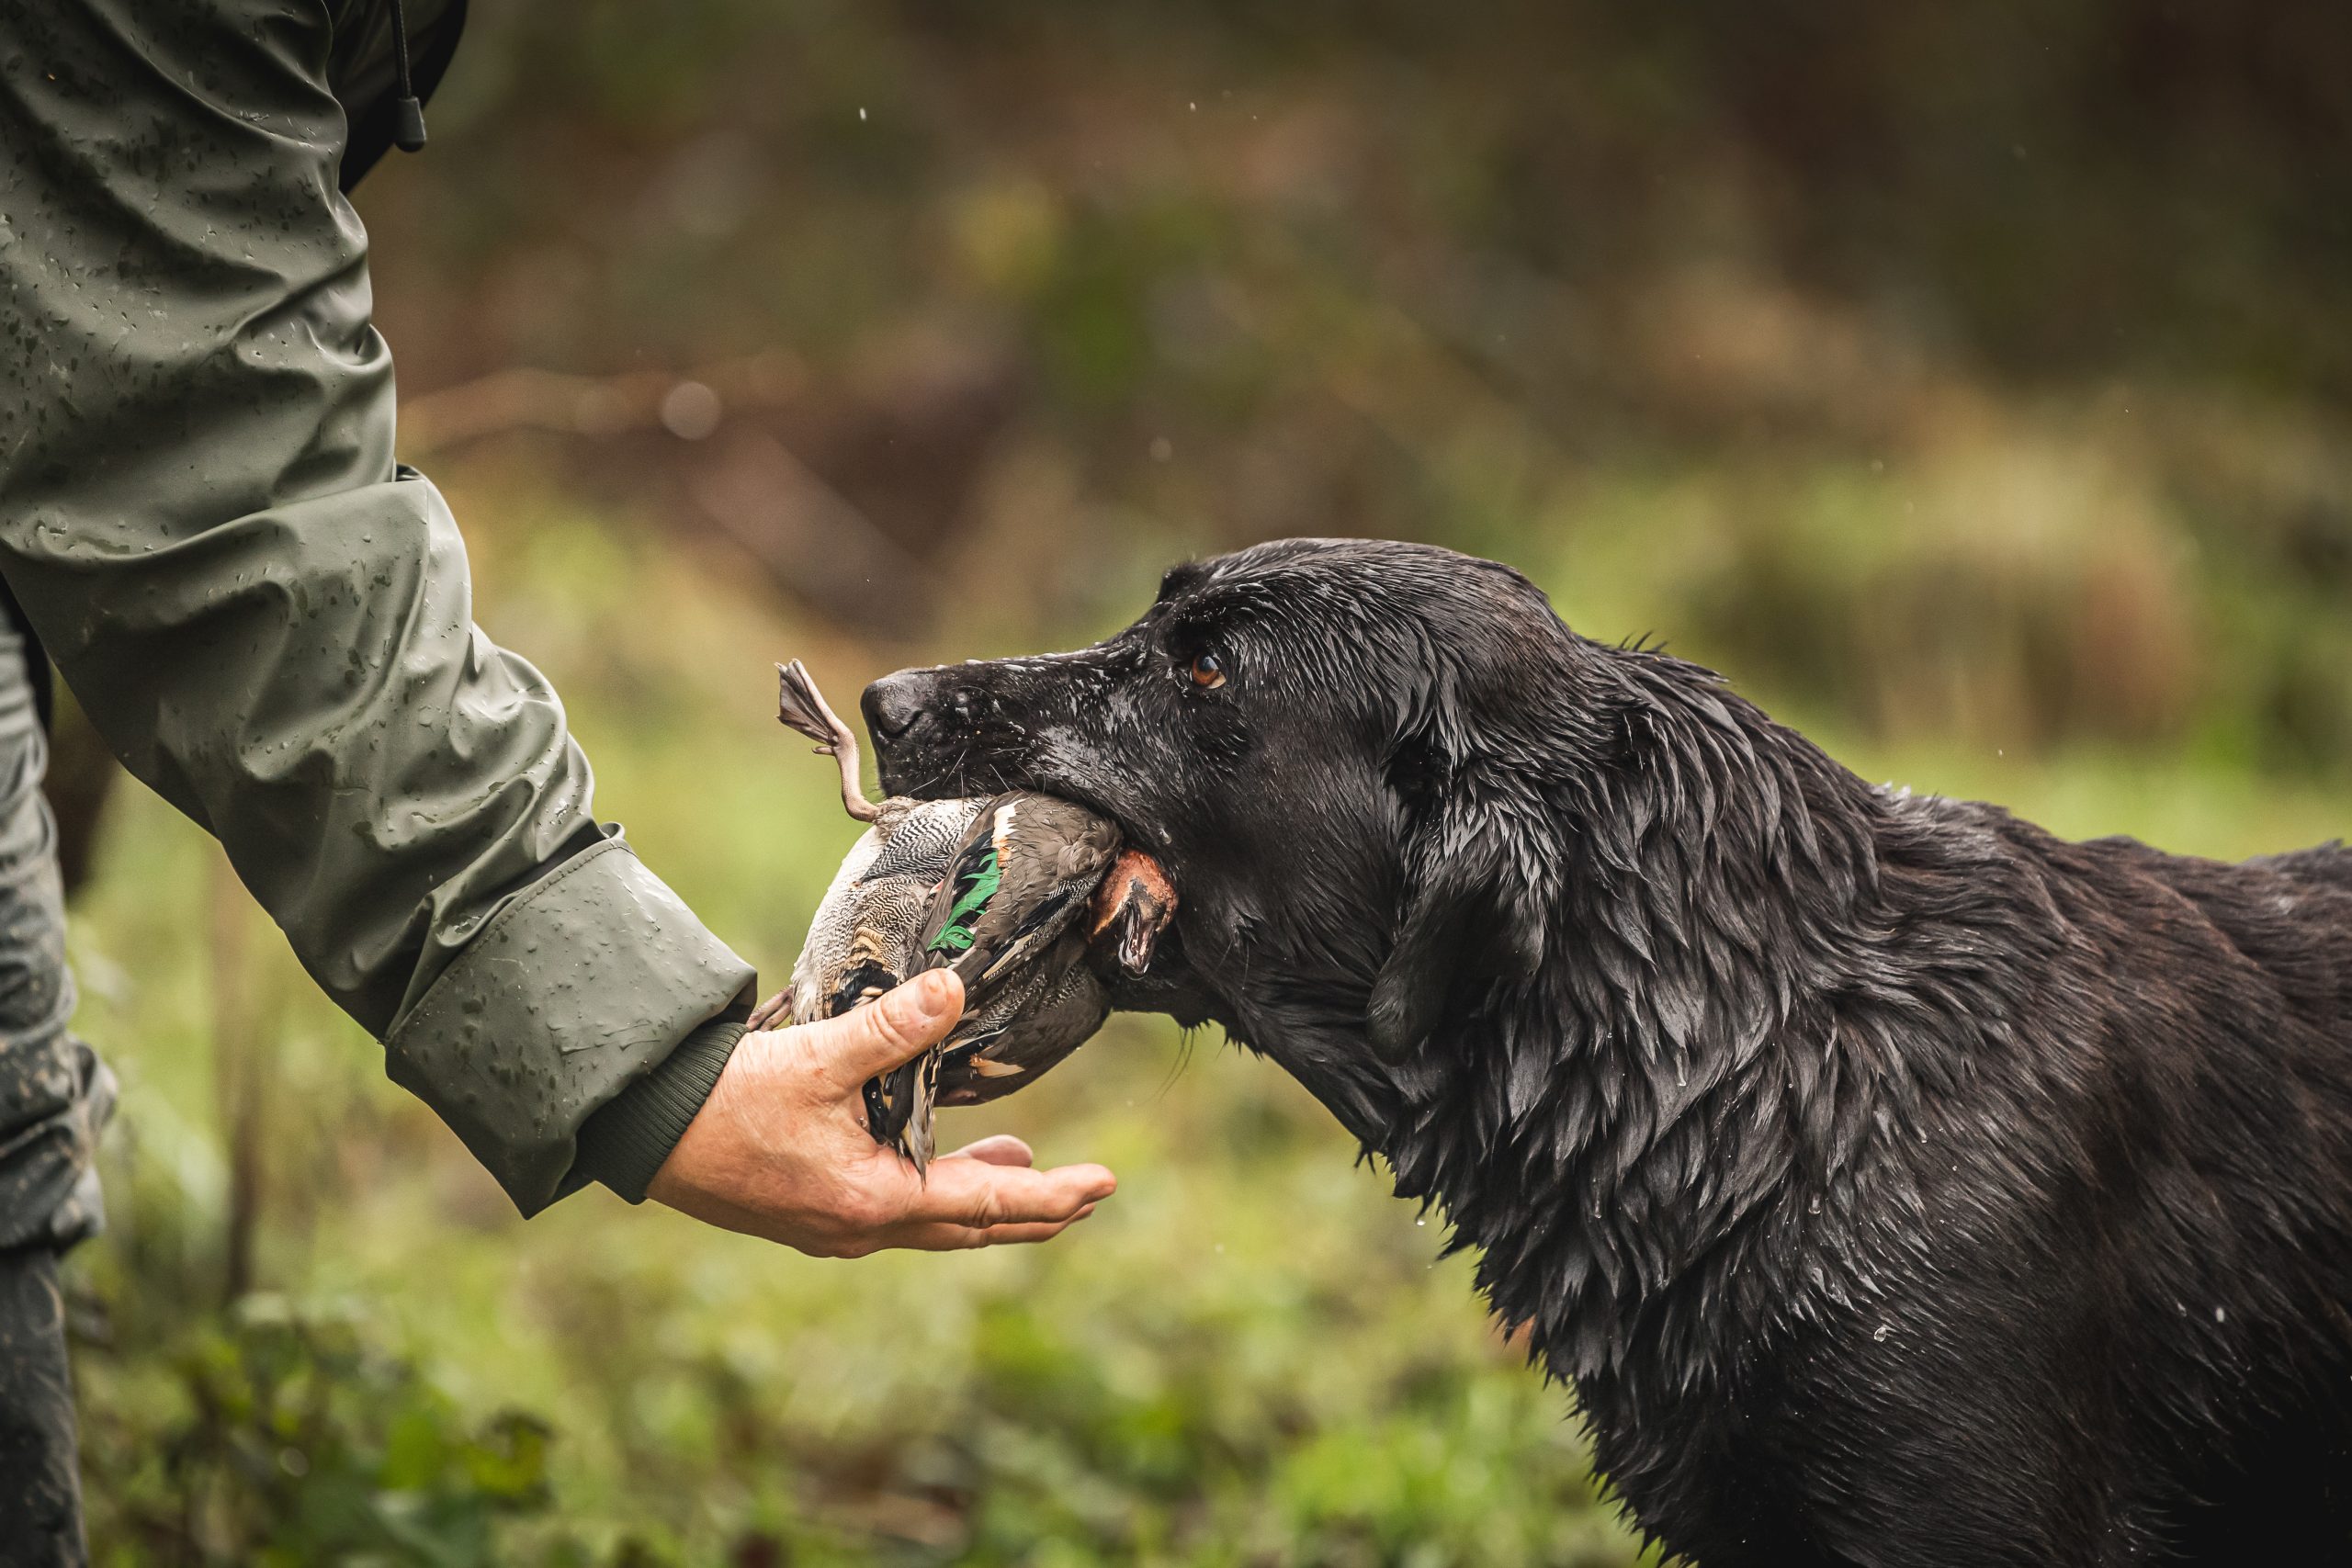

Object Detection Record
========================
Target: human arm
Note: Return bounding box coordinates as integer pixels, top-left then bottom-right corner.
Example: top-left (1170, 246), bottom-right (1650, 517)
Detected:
top-left (0, 0), bottom-right (1079, 1236)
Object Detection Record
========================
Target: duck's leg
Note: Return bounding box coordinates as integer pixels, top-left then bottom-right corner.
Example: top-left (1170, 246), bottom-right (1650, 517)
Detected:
top-left (776, 660), bottom-right (879, 822)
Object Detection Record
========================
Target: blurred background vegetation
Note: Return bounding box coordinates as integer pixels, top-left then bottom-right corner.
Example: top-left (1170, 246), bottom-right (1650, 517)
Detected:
top-left (57, 1), bottom-right (2352, 1562)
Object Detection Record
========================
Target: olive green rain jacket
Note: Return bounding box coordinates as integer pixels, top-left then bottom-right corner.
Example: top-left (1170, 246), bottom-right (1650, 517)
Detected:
top-left (0, 0), bottom-right (758, 1217)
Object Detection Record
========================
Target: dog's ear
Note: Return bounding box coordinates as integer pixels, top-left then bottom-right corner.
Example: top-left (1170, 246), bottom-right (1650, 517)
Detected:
top-left (1368, 687), bottom-right (1552, 1065)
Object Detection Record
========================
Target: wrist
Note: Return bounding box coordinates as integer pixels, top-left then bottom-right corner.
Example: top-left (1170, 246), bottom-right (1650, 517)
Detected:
top-left (571, 1018), bottom-right (747, 1202)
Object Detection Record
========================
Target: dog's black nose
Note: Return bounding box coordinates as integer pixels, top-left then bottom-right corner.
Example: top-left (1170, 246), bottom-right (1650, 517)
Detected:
top-left (863, 669), bottom-right (938, 742)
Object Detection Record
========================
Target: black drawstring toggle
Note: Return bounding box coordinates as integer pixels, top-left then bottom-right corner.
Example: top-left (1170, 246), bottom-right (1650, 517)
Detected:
top-left (392, 95), bottom-right (428, 152)
top-left (389, 0), bottom-right (428, 153)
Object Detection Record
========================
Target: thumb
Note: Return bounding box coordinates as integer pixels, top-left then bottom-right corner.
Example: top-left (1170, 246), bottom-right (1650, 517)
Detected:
top-left (806, 968), bottom-right (965, 1088)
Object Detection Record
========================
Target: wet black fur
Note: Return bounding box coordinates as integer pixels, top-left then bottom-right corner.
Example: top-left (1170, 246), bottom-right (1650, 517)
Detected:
top-left (865, 538), bottom-right (2352, 1566)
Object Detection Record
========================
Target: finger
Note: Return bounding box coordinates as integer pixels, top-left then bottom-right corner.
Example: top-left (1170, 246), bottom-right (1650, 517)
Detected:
top-left (801, 969), bottom-right (965, 1087)
top-left (936, 1134), bottom-right (1035, 1168)
top-left (905, 1156), bottom-right (1115, 1229)
top-left (886, 1207), bottom-right (1099, 1252)
top-left (745, 988), bottom-right (792, 1032)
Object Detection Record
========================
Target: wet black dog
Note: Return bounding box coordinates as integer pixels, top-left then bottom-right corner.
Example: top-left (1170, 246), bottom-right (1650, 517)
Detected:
top-left (865, 538), bottom-right (2352, 1567)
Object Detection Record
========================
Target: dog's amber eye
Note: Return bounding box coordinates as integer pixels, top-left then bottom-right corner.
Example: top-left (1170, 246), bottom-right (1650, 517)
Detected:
top-left (1188, 652), bottom-right (1227, 690)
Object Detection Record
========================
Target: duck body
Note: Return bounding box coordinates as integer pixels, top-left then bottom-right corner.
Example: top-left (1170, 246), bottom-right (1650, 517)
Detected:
top-left (755, 662), bottom-right (1171, 1171)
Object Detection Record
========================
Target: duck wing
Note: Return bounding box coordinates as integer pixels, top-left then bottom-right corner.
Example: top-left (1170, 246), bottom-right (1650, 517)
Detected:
top-left (935, 926), bottom-right (1111, 1106)
top-left (920, 793), bottom-right (1122, 993)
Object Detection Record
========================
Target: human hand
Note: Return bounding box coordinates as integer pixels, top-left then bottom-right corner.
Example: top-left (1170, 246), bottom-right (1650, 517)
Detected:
top-left (646, 969), bottom-right (1116, 1255)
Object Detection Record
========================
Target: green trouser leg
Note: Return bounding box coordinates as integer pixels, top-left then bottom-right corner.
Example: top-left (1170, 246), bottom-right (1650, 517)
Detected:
top-left (0, 613), bottom-right (96, 1568)
top-left (0, 1246), bottom-right (83, 1568)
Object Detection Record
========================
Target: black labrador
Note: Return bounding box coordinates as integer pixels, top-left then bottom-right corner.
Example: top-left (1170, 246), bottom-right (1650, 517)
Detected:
top-left (863, 537), bottom-right (2352, 1567)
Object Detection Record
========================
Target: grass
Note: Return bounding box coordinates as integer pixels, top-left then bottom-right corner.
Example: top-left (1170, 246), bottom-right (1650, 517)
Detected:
top-left (62, 474), bottom-right (2347, 1565)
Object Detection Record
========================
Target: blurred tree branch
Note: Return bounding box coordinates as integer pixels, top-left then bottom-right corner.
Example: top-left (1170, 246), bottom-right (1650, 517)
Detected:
top-left (397, 354), bottom-right (808, 452)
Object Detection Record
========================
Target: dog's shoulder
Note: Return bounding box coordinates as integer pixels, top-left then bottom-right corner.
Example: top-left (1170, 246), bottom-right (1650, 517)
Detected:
top-left (2073, 830), bottom-right (2352, 934)
top-left (2249, 839), bottom-right (2352, 896)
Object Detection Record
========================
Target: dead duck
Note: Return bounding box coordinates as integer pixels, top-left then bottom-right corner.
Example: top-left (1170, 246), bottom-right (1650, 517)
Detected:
top-left (752, 660), bottom-right (1173, 1171)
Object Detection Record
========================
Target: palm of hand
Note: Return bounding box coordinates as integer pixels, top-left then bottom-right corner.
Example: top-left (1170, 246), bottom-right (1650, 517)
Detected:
top-left (646, 968), bottom-right (1115, 1255)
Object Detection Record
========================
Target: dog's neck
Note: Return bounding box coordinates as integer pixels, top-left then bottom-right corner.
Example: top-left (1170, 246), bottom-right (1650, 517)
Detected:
top-left (1381, 644), bottom-right (1988, 1394)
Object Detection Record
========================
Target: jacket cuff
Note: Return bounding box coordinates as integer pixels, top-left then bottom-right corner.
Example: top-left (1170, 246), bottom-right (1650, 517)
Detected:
top-left (383, 837), bottom-right (757, 1216)
top-left (568, 1018), bottom-right (744, 1203)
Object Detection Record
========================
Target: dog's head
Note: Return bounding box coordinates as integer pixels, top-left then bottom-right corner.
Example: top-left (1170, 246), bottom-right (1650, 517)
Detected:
top-left (867, 538), bottom-right (1591, 1146)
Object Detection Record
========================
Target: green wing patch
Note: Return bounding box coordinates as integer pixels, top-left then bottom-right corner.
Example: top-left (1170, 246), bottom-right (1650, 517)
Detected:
top-left (928, 847), bottom-right (1001, 954)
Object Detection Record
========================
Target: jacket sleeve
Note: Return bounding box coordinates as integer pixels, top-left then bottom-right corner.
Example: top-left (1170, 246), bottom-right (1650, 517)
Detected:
top-left (0, 0), bottom-right (756, 1214)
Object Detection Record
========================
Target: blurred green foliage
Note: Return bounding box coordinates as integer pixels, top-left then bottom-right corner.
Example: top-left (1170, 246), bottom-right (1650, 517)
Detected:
top-left (81, 1301), bottom-right (549, 1567)
top-left (55, 3), bottom-right (2352, 1563)
top-left (367, 0), bottom-right (2352, 783)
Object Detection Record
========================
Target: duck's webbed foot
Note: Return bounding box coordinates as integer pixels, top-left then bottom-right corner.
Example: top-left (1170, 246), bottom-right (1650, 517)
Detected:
top-left (746, 987), bottom-right (793, 1032)
top-left (776, 660), bottom-right (879, 822)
